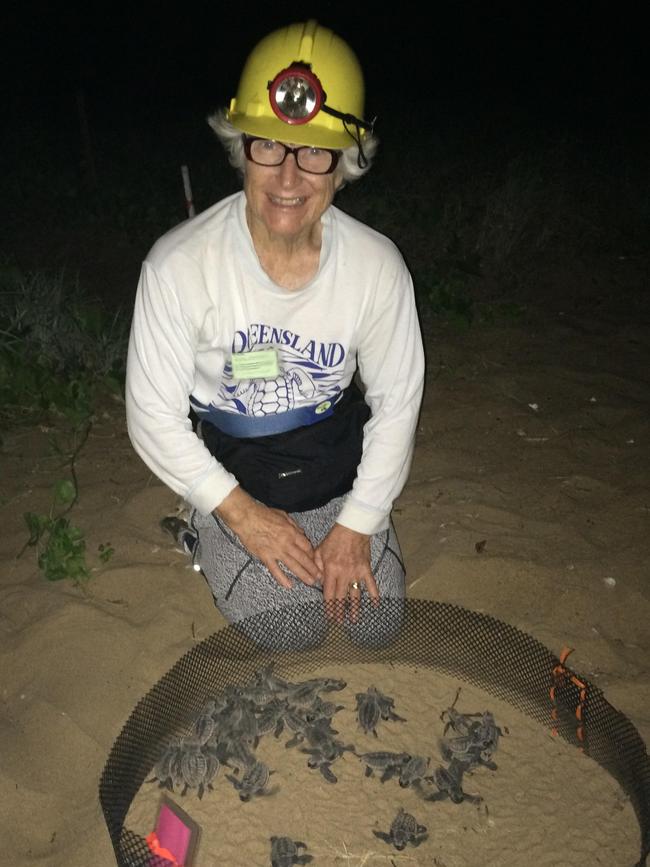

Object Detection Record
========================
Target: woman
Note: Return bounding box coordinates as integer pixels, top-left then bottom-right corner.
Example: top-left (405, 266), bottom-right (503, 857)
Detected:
top-left (126, 20), bottom-right (425, 646)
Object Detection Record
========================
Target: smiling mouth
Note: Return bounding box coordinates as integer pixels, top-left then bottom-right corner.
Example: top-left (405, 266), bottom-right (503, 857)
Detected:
top-left (268, 195), bottom-right (306, 207)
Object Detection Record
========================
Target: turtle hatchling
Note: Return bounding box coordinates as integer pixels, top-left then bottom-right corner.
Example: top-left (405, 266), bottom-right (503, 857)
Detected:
top-left (422, 759), bottom-right (482, 805)
top-left (226, 759), bottom-right (277, 801)
top-left (355, 689), bottom-right (382, 737)
top-left (147, 738), bottom-right (185, 792)
top-left (373, 807), bottom-right (428, 850)
top-left (270, 836), bottom-right (313, 866)
top-left (399, 754), bottom-right (433, 788)
top-left (357, 750), bottom-right (411, 782)
top-left (179, 741), bottom-right (220, 798)
top-left (356, 686), bottom-right (406, 737)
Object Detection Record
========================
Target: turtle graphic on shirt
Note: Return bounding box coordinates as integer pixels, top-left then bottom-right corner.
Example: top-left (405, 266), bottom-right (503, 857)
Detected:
top-left (232, 367), bottom-right (317, 417)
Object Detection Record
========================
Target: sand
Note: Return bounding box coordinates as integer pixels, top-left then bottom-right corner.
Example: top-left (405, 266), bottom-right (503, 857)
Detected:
top-left (1, 300), bottom-right (648, 866)
top-left (125, 664), bottom-right (640, 866)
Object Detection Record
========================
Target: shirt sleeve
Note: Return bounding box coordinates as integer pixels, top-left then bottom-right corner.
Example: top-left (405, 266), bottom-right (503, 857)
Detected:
top-left (125, 260), bottom-right (238, 514)
top-left (336, 258), bottom-right (425, 535)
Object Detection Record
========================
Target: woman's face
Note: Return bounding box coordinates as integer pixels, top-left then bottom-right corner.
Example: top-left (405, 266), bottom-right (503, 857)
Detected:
top-left (243, 143), bottom-right (342, 243)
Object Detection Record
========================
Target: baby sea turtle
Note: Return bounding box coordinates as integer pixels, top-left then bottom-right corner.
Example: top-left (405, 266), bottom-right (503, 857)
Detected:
top-left (217, 699), bottom-right (260, 749)
top-left (399, 754), bottom-right (433, 788)
top-left (441, 693), bottom-right (504, 763)
top-left (356, 686), bottom-right (406, 737)
top-left (469, 711), bottom-right (504, 755)
top-left (301, 717), bottom-right (342, 750)
top-left (373, 687), bottom-right (407, 724)
top-left (191, 707), bottom-right (217, 745)
top-left (302, 736), bottom-right (356, 783)
top-left (441, 705), bottom-right (474, 737)
top-left (355, 689), bottom-right (382, 737)
top-left (440, 734), bottom-right (498, 771)
top-left (302, 748), bottom-right (340, 784)
top-left (239, 682), bottom-right (281, 708)
top-left (270, 836), bottom-right (313, 866)
top-left (286, 677), bottom-right (346, 707)
top-left (422, 759), bottom-right (482, 805)
top-left (212, 732), bottom-right (256, 773)
top-left (373, 807), bottom-right (428, 850)
top-left (305, 695), bottom-right (345, 725)
top-left (282, 707), bottom-right (313, 748)
top-left (357, 750), bottom-right (411, 782)
top-left (226, 759), bottom-right (277, 801)
top-left (253, 663), bottom-right (291, 694)
top-left (147, 738), bottom-right (185, 792)
top-left (178, 741), bottom-right (220, 798)
top-left (256, 698), bottom-right (288, 738)
top-left (147, 738), bottom-right (219, 798)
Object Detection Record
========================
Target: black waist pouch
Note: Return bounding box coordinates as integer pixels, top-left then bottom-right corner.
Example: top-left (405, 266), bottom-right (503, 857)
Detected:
top-left (200, 383), bottom-right (371, 512)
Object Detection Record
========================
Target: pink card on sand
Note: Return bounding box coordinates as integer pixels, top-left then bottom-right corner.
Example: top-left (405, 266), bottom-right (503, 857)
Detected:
top-left (147, 796), bottom-right (200, 866)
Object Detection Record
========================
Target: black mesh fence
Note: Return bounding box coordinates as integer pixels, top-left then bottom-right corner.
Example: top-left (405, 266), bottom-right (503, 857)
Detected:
top-left (99, 598), bottom-right (650, 866)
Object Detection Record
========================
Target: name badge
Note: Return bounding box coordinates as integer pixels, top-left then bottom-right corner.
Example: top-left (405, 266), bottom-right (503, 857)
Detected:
top-left (231, 348), bottom-right (280, 381)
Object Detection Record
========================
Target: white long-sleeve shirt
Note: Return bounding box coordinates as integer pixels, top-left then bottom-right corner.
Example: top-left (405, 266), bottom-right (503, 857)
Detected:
top-left (126, 191), bottom-right (425, 535)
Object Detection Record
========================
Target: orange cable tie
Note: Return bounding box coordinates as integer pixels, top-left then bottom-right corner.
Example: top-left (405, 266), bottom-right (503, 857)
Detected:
top-left (145, 832), bottom-right (182, 867)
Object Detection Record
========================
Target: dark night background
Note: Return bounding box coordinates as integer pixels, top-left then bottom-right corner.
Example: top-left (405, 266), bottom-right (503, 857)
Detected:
top-left (2, 0), bottom-right (648, 315)
top-left (7, 2), bottom-right (647, 130)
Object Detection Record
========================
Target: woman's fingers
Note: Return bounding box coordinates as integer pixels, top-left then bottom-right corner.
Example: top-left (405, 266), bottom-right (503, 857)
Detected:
top-left (348, 584), bottom-right (362, 623)
top-left (291, 529), bottom-right (316, 553)
top-left (362, 571), bottom-right (380, 604)
top-left (316, 525), bottom-right (378, 622)
top-left (215, 492), bottom-right (321, 589)
top-left (282, 545), bottom-right (322, 586)
top-left (263, 558), bottom-right (294, 590)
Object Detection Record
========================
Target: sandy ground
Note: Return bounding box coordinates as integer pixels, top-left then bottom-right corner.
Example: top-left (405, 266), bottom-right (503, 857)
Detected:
top-left (1, 296), bottom-right (648, 866)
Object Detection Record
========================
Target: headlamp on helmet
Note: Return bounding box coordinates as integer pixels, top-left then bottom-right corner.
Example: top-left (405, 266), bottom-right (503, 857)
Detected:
top-left (268, 62), bottom-right (373, 165)
top-left (268, 61), bottom-right (373, 131)
top-left (268, 63), bottom-right (323, 124)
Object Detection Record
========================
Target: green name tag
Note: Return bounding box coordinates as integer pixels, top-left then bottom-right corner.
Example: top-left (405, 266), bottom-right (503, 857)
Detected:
top-left (231, 348), bottom-right (280, 380)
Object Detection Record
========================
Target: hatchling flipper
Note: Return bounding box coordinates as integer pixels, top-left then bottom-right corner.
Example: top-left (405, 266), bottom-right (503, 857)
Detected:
top-left (270, 836), bottom-right (313, 866)
top-left (373, 808), bottom-right (428, 851)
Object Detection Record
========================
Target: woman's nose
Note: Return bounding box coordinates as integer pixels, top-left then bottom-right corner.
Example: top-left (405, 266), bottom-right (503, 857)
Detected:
top-left (278, 152), bottom-right (301, 185)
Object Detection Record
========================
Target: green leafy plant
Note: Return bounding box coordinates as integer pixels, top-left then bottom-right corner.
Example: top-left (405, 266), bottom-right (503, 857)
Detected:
top-left (23, 479), bottom-right (90, 584)
top-left (18, 422), bottom-right (113, 585)
top-left (0, 262), bottom-right (126, 579)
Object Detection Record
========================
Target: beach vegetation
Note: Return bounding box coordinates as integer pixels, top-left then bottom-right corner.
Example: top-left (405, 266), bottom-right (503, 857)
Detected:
top-left (2, 263), bottom-right (126, 582)
top-left (22, 478), bottom-right (90, 584)
top-left (0, 261), bottom-right (128, 431)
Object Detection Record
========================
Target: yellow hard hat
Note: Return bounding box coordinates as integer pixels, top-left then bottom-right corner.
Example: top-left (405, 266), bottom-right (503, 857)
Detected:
top-left (228, 19), bottom-right (371, 150)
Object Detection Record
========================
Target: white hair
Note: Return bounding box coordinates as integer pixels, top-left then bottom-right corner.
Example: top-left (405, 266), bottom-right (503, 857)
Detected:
top-left (206, 108), bottom-right (378, 184)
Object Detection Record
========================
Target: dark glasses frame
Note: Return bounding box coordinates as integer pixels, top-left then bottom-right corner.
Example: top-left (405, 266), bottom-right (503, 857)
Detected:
top-left (243, 135), bottom-right (341, 175)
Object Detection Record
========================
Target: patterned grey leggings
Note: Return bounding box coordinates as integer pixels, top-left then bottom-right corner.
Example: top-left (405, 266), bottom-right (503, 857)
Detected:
top-left (189, 496), bottom-right (406, 650)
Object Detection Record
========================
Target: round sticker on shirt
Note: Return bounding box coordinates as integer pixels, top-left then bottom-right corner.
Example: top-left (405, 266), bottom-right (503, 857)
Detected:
top-left (315, 400), bottom-right (332, 415)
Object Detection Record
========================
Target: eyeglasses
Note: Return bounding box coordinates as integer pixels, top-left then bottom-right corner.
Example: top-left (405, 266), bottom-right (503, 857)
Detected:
top-left (243, 136), bottom-right (340, 175)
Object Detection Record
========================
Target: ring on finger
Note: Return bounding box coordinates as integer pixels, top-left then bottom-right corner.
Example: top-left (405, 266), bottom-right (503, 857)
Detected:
top-left (350, 581), bottom-right (362, 591)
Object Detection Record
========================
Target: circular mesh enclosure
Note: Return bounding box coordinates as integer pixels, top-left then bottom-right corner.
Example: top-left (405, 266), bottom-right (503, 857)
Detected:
top-left (99, 598), bottom-right (649, 867)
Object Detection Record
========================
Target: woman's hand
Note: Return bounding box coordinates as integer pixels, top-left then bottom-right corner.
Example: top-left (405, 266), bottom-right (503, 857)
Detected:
top-left (315, 524), bottom-right (378, 621)
top-left (214, 487), bottom-right (321, 589)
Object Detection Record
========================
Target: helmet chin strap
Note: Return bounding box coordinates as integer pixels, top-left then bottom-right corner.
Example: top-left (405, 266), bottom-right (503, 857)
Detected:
top-left (321, 105), bottom-right (376, 168)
